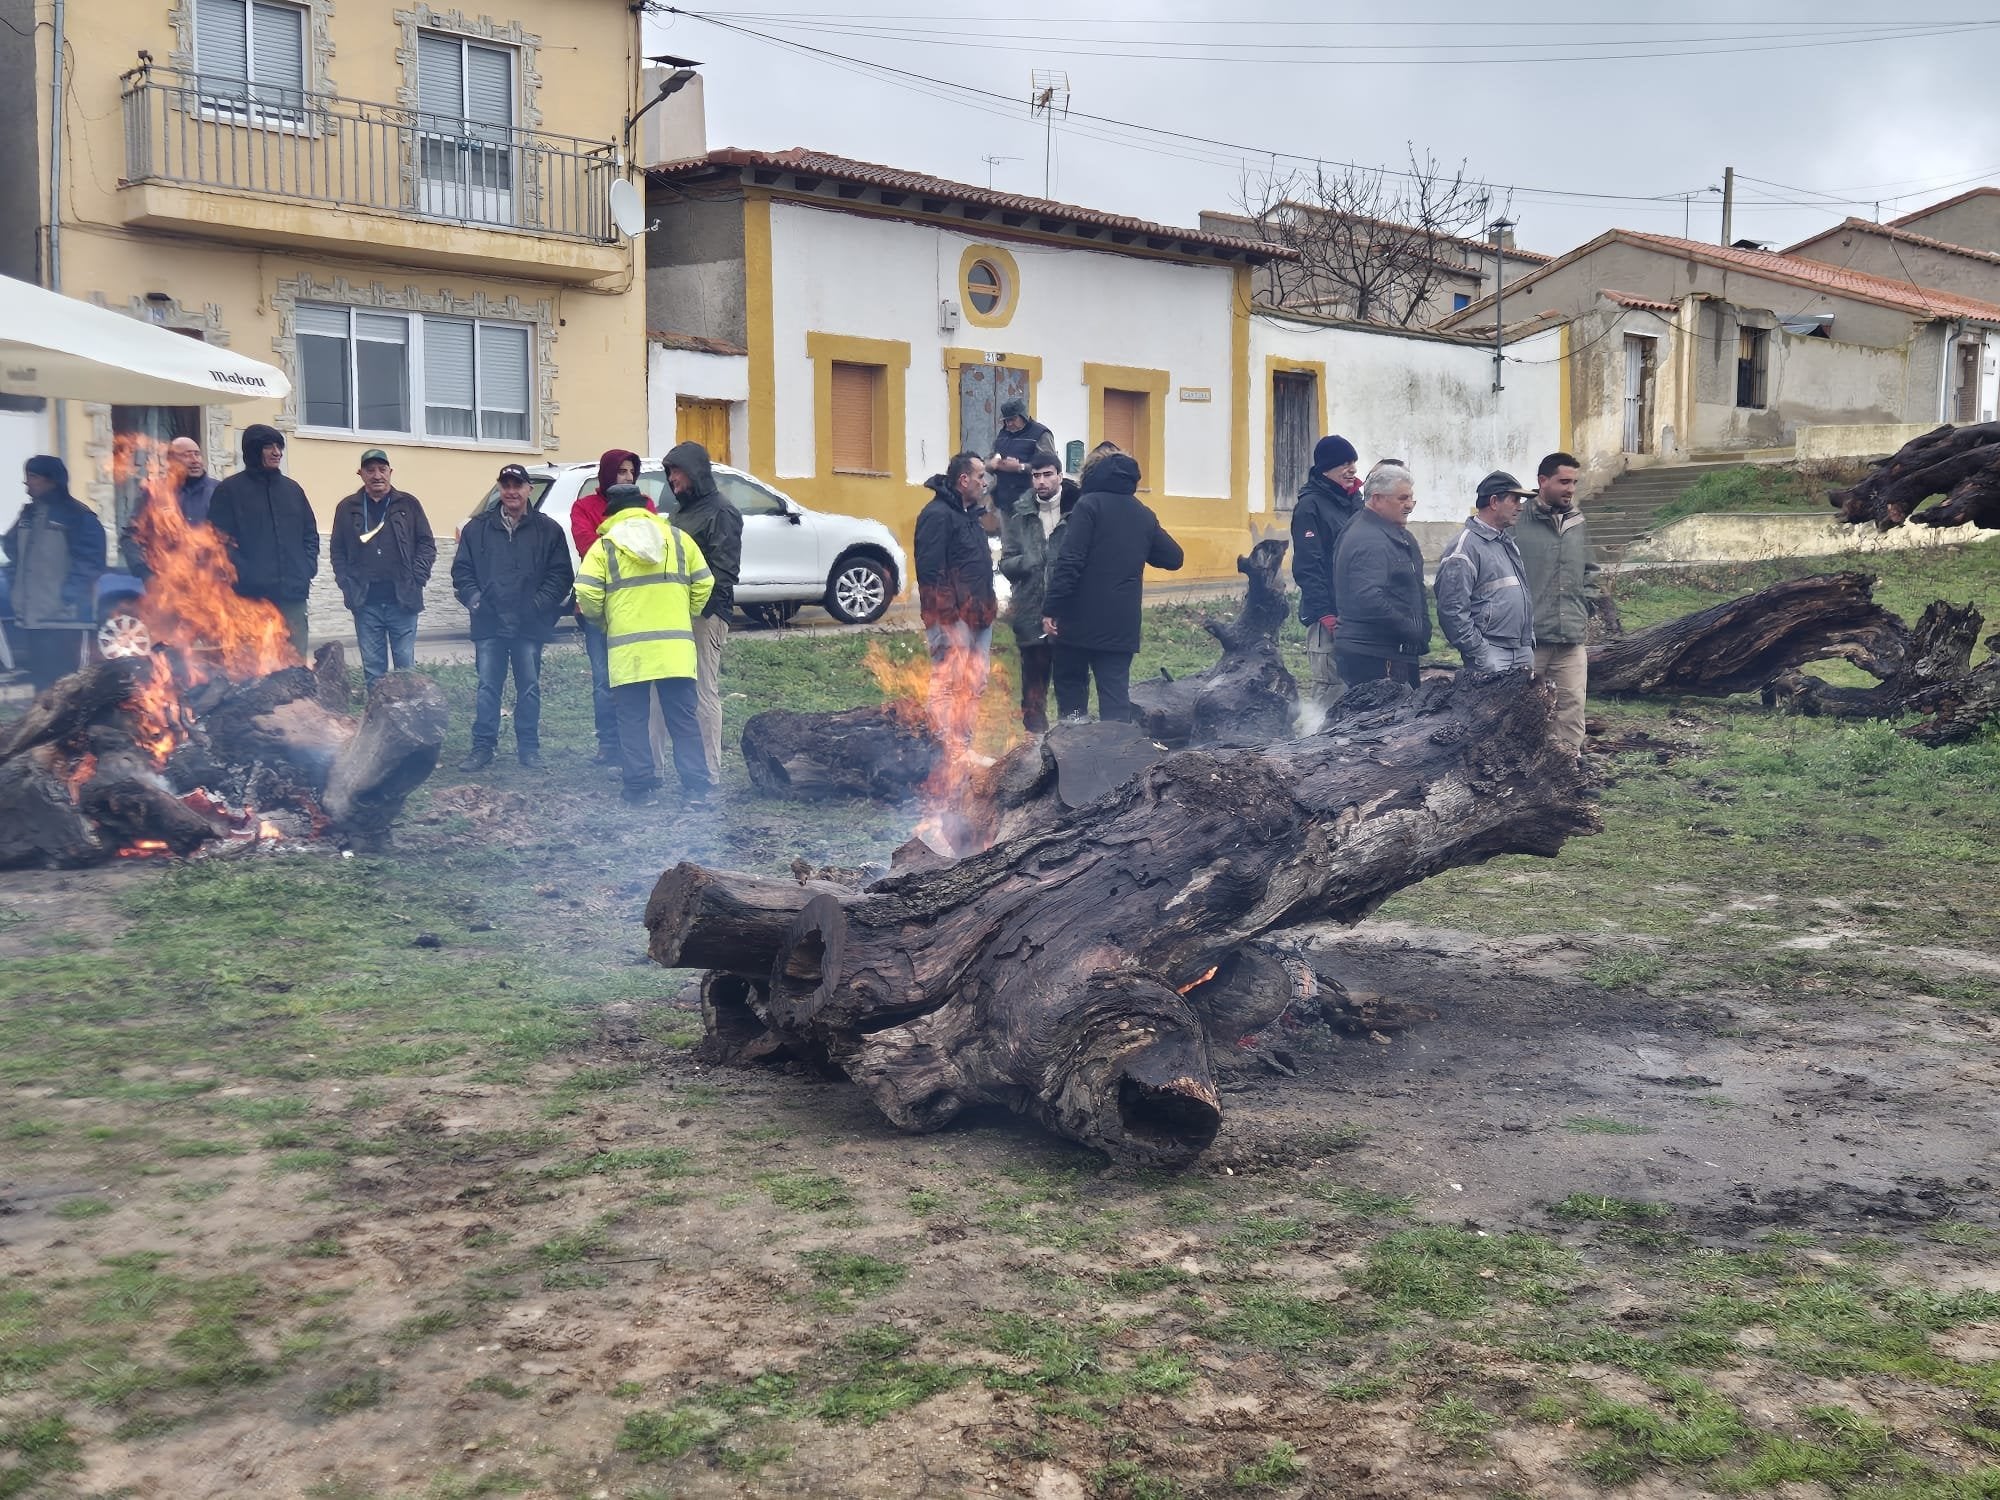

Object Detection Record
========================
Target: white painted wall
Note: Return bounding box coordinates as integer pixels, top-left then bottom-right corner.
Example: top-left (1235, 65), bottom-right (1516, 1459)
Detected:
top-left (766, 200), bottom-right (1237, 496)
top-left (646, 345), bottom-right (750, 461)
top-left (1247, 318), bottom-right (1563, 523)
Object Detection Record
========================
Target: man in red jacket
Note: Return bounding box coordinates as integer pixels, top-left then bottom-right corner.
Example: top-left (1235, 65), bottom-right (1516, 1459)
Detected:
top-left (570, 449), bottom-right (647, 764)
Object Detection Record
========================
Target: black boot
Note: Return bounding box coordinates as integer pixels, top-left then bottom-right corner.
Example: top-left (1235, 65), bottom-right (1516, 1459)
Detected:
top-left (458, 745), bottom-right (494, 772)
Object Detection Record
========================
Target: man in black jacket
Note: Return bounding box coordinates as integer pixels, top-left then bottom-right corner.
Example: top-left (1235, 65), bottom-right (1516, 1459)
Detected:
top-left (988, 397), bottom-right (1053, 514)
top-left (914, 452), bottom-right (998, 740)
top-left (1290, 434), bottom-right (1361, 708)
top-left (450, 463), bottom-right (574, 771)
top-left (662, 441), bottom-right (743, 781)
top-left (329, 449), bottom-right (436, 691)
top-left (3, 456), bottom-right (106, 690)
top-left (207, 423), bottom-right (319, 656)
top-left (1042, 450), bottom-right (1184, 721)
top-left (1329, 463), bottom-right (1430, 688)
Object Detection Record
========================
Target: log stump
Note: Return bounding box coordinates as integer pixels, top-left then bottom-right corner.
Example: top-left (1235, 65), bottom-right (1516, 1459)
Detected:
top-left (647, 670), bottom-right (1596, 1166)
top-left (740, 704), bottom-right (938, 801)
top-left (1129, 538), bottom-right (1298, 746)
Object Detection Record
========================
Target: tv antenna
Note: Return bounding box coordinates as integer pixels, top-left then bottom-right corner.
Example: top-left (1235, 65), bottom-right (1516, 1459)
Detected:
top-left (980, 154), bottom-right (1021, 189)
top-left (1029, 69), bottom-right (1070, 199)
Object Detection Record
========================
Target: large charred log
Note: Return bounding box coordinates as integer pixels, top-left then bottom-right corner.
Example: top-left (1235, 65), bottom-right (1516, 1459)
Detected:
top-left (0, 746), bottom-right (102, 868)
top-left (1765, 600), bottom-right (1983, 719)
top-left (1588, 573), bottom-right (1908, 698)
top-left (0, 658), bottom-right (149, 763)
top-left (739, 704), bottom-right (937, 801)
top-left (647, 671), bottom-right (1597, 1167)
top-left (1128, 539), bottom-right (1298, 746)
top-left (322, 673), bottom-right (448, 846)
top-left (1829, 422), bottom-right (2000, 531)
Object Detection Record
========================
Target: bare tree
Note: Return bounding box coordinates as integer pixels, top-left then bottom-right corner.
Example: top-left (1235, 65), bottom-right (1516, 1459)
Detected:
top-left (1235, 149), bottom-right (1497, 328)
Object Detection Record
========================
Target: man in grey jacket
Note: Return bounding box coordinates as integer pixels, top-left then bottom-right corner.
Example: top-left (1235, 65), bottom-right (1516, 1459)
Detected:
top-left (1513, 452), bottom-right (1598, 751)
top-left (1434, 471), bottom-right (1535, 673)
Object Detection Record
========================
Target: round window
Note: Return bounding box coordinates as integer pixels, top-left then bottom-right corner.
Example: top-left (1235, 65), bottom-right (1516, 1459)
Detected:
top-left (966, 259), bottom-right (1004, 315)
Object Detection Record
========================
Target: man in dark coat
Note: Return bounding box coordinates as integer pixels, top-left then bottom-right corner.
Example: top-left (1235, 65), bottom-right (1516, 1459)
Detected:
top-left (1042, 450), bottom-right (1184, 722)
top-left (1290, 434), bottom-right (1361, 708)
top-left (988, 396), bottom-right (1054, 514)
top-left (451, 463), bottom-right (574, 772)
top-left (914, 451), bottom-right (998, 741)
top-left (996, 447), bottom-right (1079, 732)
top-left (1329, 463), bottom-right (1430, 688)
top-left (662, 440), bottom-right (744, 782)
top-left (119, 435), bottom-right (218, 574)
top-left (3, 456), bottom-right (106, 690)
top-left (329, 449), bottom-right (436, 691)
top-left (207, 422), bottom-right (319, 656)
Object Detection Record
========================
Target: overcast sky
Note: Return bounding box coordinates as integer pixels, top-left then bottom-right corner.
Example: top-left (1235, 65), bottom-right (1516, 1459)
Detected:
top-left (643, 4), bottom-right (2000, 258)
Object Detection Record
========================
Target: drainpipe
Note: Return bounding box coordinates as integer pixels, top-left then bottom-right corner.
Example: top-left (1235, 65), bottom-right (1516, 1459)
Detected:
top-left (47, 0), bottom-right (67, 455)
top-left (1941, 320), bottom-right (1967, 425)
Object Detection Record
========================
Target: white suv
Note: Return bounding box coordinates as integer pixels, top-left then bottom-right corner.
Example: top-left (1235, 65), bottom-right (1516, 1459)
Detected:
top-left (465, 461), bottom-right (906, 625)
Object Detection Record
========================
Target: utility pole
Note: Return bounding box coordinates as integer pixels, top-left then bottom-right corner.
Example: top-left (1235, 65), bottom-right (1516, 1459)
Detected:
top-left (1490, 217), bottom-right (1514, 393)
top-left (1720, 165), bottom-right (1735, 247)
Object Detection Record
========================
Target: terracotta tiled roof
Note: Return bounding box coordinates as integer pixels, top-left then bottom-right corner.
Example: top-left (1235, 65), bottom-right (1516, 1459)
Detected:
top-left (648, 331), bottom-right (749, 356)
top-left (649, 148), bottom-right (1292, 261)
top-left (1602, 289), bottom-right (1679, 313)
top-left (1888, 185), bottom-right (2000, 229)
top-left (1781, 215), bottom-right (2000, 269)
top-left (1617, 230), bottom-right (2000, 322)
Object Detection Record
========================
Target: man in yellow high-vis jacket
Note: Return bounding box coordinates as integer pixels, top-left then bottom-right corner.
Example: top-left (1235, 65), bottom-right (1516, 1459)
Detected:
top-left (574, 484), bottom-right (714, 807)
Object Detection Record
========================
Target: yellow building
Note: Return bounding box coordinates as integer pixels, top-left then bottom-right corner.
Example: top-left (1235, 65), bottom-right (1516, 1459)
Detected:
top-left (19, 0), bottom-right (647, 533)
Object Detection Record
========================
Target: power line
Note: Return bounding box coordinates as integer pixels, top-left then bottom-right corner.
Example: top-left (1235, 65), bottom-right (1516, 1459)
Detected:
top-left (721, 10), bottom-right (1990, 28)
top-left (651, 8), bottom-right (1997, 214)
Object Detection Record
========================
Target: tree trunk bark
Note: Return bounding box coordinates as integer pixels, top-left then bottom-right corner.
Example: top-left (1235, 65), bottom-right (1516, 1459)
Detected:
top-left (648, 671), bottom-right (1596, 1166)
top-left (0, 745), bottom-right (101, 868)
top-left (1587, 573), bottom-right (1907, 697)
top-left (1828, 422), bottom-right (2000, 530)
top-left (1128, 539), bottom-right (1298, 746)
top-left (739, 704), bottom-right (938, 801)
top-left (1764, 600), bottom-right (1983, 718)
top-left (321, 672), bottom-right (448, 846)
top-left (0, 658), bottom-right (149, 764)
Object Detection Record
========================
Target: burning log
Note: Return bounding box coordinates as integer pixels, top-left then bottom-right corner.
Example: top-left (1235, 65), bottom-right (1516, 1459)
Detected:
top-left (648, 671), bottom-right (1597, 1166)
top-left (1829, 421), bottom-right (2000, 531)
top-left (0, 658), bottom-right (150, 763)
top-left (1128, 539), bottom-right (1297, 746)
top-left (739, 704), bottom-right (937, 801)
top-left (0, 745), bottom-right (102, 867)
top-left (1587, 573), bottom-right (1907, 698)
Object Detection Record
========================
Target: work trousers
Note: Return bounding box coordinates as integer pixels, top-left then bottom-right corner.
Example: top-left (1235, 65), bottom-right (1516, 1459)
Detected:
top-left (580, 617), bottom-right (620, 752)
top-left (1534, 642), bottom-right (1589, 752)
top-left (1053, 644), bottom-right (1134, 722)
top-left (1018, 640), bottom-right (1054, 732)
top-left (1465, 641), bottom-right (1536, 674)
top-left (1305, 620), bottom-right (1344, 707)
top-left (12, 626), bottom-right (85, 692)
top-left (1333, 650), bottom-right (1420, 689)
top-left (276, 599), bottom-right (310, 659)
top-left (613, 676), bottom-right (709, 798)
top-left (692, 612), bottom-right (730, 778)
top-left (471, 637), bottom-right (543, 752)
top-left (352, 598), bottom-right (418, 689)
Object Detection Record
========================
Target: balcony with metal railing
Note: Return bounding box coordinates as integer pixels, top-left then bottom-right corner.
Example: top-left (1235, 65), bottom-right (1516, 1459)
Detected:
top-left (118, 66), bottom-right (628, 284)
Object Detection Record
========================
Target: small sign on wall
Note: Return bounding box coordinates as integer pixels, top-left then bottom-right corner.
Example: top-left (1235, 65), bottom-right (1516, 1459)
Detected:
top-left (1179, 387), bottom-right (1212, 403)
top-left (985, 351), bottom-right (1009, 364)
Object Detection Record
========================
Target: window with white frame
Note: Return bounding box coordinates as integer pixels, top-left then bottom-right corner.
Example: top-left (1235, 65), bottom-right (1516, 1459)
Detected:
top-left (295, 303), bottom-right (532, 443)
top-left (194, 0), bottom-right (308, 117)
top-left (415, 30), bottom-right (517, 226)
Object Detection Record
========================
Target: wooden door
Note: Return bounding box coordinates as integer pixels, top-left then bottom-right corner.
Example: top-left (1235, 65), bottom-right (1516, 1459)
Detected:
top-left (1271, 372), bottom-right (1315, 510)
top-left (676, 396), bottom-right (732, 465)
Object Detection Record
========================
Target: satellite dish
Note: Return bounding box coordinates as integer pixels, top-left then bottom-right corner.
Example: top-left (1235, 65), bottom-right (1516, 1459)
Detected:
top-left (609, 178), bottom-right (648, 238)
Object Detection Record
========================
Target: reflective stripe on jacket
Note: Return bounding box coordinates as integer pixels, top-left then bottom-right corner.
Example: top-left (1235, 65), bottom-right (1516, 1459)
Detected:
top-left (574, 510), bottom-right (713, 686)
top-left (1434, 516), bottom-right (1535, 665)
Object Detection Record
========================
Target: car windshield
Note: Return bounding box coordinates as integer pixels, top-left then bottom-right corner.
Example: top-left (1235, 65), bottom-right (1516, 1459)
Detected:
top-left (578, 469), bottom-right (673, 511)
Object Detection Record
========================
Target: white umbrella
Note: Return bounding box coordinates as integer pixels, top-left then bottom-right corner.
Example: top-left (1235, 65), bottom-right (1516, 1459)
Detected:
top-left (0, 274), bottom-right (290, 406)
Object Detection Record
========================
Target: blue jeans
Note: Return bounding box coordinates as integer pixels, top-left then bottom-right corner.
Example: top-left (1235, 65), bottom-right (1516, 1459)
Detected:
top-left (580, 616), bottom-right (619, 751)
top-left (472, 637), bottom-right (544, 752)
top-left (353, 597), bottom-right (419, 688)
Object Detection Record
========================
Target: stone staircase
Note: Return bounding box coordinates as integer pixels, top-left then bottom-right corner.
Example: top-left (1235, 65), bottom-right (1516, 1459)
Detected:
top-left (1584, 462), bottom-right (1745, 555)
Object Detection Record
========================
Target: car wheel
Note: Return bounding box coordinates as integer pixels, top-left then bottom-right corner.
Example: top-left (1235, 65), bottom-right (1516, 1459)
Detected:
top-left (825, 556), bottom-right (891, 624)
top-left (741, 602), bottom-right (802, 629)
top-left (96, 606), bottom-right (152, 660)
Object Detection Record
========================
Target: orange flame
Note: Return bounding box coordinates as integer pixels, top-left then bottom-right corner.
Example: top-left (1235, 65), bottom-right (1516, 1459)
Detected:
top-left (865, 638), bottom-right (1020, 856)
top-left (117, 434), bottom-right (298, 682)
top-left (118, 839), bottom-right (172, 859)
top-left (65, 752), bottom-right (97, 801)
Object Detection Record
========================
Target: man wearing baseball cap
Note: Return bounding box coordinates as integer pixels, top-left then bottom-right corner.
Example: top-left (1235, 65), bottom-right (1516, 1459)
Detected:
top-left (329, 449), bottom-right (436, 690)
top-left (1434, 470), bottom-right (1536, 675)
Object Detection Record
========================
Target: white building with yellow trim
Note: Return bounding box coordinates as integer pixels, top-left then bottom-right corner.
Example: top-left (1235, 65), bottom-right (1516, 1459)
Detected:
top-left (9, 0), bottom-right (647, 540)
top-left (646, 146), bottom-right (1563, 582)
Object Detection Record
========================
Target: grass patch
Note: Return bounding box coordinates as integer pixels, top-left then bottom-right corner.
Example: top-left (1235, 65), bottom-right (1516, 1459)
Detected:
top-left (306, 1370), bottom-right (389, 1419)
top-left (1421, 1395), bottom-right (1497, 1454)
top-left (1574, 1377), bottom-right (1751, 1484)
top-left (1208, 1291), bottom-right (1349, 1354)
top-left (1231, 1439), bottom-right (1305, 1489)
top-left (760, 1171), bottom-right (855, 1212)
top-left (540, 1146), bottom-right (696, 1181)
top-left (51, 1198), bottom-right (114, 1221)
top-left (799, 1251), bottom-right (906, 1306)
top-left (1551, 1193), bottom-right (1672, 1224)
top-left (1562, 1116), bottom-right (1656, 1136)
top-left (1359, 1228), bottom-right (1579, 1319)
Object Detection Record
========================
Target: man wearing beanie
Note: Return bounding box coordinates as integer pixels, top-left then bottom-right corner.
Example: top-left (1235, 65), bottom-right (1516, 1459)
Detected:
top-left (988, 397), bottom-right (1053, 515)
top-left (1435, 471), bottom-right (1536, 675)
top-left (1291, 434), bottom-right (1362, 707)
